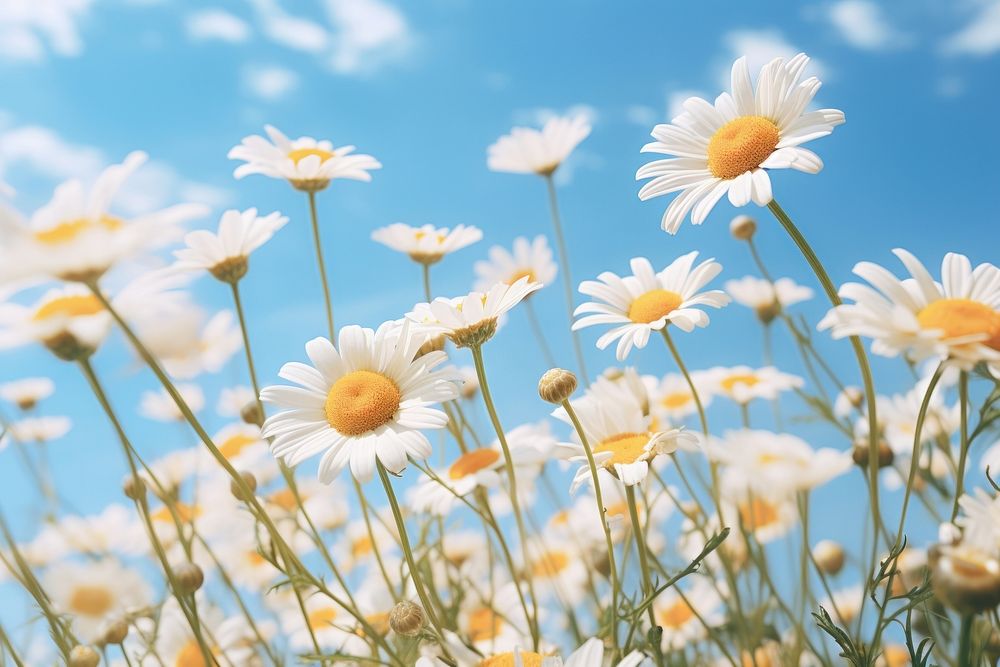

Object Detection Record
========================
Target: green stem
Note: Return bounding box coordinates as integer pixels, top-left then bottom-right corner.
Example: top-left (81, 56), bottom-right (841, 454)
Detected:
top-left (229, 281), bottom-right (264, 417)
top-left (958, 614), bottom-right (974, 667)
top-left (308, 190), bottom-right (336, 340)
top-left (421, 263), bottom-right (433, 303)
top-left (544, 173), bottom-right (588, 383)
top-left (952, 371), bottom-right (970, 522)
top-left (625, 485), bottom-right (664, 667)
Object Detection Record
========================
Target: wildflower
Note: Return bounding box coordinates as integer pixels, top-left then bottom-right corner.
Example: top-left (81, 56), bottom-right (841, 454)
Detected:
top-left (474, 235), bottom-right (558, 291)
top-left (372, 223), bottom-right (482, 265)
top-left (488, 115), bottom-right (591, 176)
top-left (173, 208), bottom-right (288, 282)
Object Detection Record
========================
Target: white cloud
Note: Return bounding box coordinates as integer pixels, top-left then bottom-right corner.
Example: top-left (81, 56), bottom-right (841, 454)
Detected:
top-left (0, 0), bottom-right (92, 61)
top-left (625, 105), bottom-right (658, 127)
top-left (249, 0), bottom-right (329, 54)
top-left (828, 0), bottom-right (906, 50)
top-left (719, 28), bottom-right (826, 86)
top-left (243, 65), bottom-right (299, 100)
top-left (186, 9), bottom-right (251, 43)
top-left (513, 104), bottom-right (599, 127)
top-left (942, 0), bottom-right (1000, 55)
top-left (323, 0), bottom-right (412, 74)
top-left (0, 125), bottom-right (104, 182)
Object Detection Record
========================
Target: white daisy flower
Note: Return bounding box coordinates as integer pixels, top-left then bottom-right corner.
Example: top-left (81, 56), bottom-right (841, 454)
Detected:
top-left (722, 492), bottom-right (799, 544)
top-left (956, 489), bottom-right (1000, 557)
top-left (724, 276), bottom-right (813, 323)
top-left (228, 125), bottom-right (381, 192)
top-left (410, 447), bottom-right (505, 516)
top-left (44, 559), bottom-right (152, 643)
top-left (636, 53), bottom-right (844, 233)
top-left (208, 422), bottom-right (271, 473)
top-left (260, 321), bottom-right (460, 483)
top-left (1, 416), bottom-right (71, 446)
top-left (139, 383), bottom-right (205, 422)
top-left (334, 511), bottom-right (400, 573)
top-left (0, 152), bottom-right (206, 283)
top-left (272, 589), bottom-right (367, 655)
top-left (473, 235), bottom-right (558, 292)
top-left (706, 365), bottom-right (804, 404)
top-left (652, 578), bottom-right (724, 651)
top-left (457, 582), bottom-right (532, 654)
top-left (649, 371), bottom-right (714, 423)
top-left (573, 253), bottom-right (730, 361)
top-left (523, 538), bottom-right (590, 605)
top-left (136, 307), bottom-right (242, 379)
top-left (0, 377), bottom-right (55, 410)
top-left (154, 596), bottom-right (261, 666)
top-left (819, 249), bottom-right (1000, 374)
top-left (217, 385), bottom-right (256, 417)
top-left (820, 585), bottom-right (864, 626)
top-left (487, 115), bottom-right (591, 176)
top-left (406, 276), bottom-right (542, 348)
top-left (371, 223), bottom-right (483, 265)
top-left (173, 207), bottom-right (288, 282)
top-left (27, 504), bottom-right (144, 561)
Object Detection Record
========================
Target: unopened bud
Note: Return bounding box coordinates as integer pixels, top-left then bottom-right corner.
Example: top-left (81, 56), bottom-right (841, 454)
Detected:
top-left (230, 471), bottom-right (258, 501)
top-left (852, 440), bottom-right (894, 469)
top-left (100, 618), bottom-right (129, 645)
top-left (729, 215), bottom-right (756, 241)
top-left (388, 600), bottom-right (425, 637)
top-left (813, 540), bottom-right (845, 575)
top-left (755, 300), bottom-right (782, 324)
top-left (69, 645), bottom-right (100, 667)
top-left (174, 562), bottom-right (204, 594)
top-left (538, 368), bottom-right (578, 404)
top-left (122, 475), bottom-right (146, 501)
top-left (240, 400), bottom-right (264, 427)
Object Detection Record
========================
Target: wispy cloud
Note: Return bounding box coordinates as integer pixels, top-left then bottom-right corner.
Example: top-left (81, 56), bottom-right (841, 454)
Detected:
top-left (512, 104), bottom-right (598, 127)
top-left (0, 0), bottom-right (92, 62)
top-left (827, 0), bottom-right (909, 50)
top-left (185, 8), bottom-right (251, 44)
top-left (243, 64), bottom-right (299, 100)
top-left (719, 28), bottom-right (826, 86)
top-left (942, 0), bottom-right (1000, 55)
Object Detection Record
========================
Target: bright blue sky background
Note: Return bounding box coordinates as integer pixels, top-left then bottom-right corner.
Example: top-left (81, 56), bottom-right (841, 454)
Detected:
top-left (1, 0), bottom-right (999, 651)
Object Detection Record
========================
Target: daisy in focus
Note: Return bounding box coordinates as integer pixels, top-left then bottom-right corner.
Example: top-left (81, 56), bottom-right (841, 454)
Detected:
top-left (707, 365), bottom-right (804, 404)
top-left (724, 275), bottom-right (813, 323)
top-left (228, 125), bottom-right (381, 192)
top-left (636, 53), bottom-right (844, 233)
top-left (173, 207), bottom-right (288, 283)
top-left (487, 115), bottom-right (591, 177)
top-left (819, 249), bottom-right (1000, 374)
top-left (260, 322), bottom-right (460, 483)
top-left (573, 253), bottom-right (730, 361)
top-left (371, 223), bottom-right (483, 265)
top-left (473, 235), bottom-right (558, 292)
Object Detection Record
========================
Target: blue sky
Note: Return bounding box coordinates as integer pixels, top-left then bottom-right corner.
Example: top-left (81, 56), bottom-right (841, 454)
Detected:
top-left (1, 0), bottom-right (999, 645)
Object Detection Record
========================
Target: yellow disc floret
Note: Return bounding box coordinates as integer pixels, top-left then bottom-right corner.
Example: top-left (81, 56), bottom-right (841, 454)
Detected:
top-left (69, 585), bottom-right (114, 616)
top-left (288, 147), bottom-right (335, 164)
top-left (594, 432), bottom-right (650, 467)
top-left (448, 448), bottom-right (501, 480)
top-left (33, 215), bottom-right (123, 245)
top-left (33, 295), bottom-right (104, 321)
top-left (628, 289), bottom-right (683, 324)
top-left (917, 298), bottom-right (1000, 351)
top-left (325, 370), bottom-right (401, 436)
top-left (481, 652), bottom-right (545, 667)
top-left (707, 116), bottom-right (780, 180)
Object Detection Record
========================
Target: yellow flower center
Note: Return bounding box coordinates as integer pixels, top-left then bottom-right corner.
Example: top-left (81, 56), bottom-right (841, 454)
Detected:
top-left (628, 289), bottom-right (683, 324)
top-left (174, 641), bottom-right (212, 667)
top-left (268, 488), bottom-right (299, 512)
top-left (661, 391), bottom-right (692, 409)
top-left (467, 606), bottom-right (503, 643)
top-left (738, 498), bottom-right (781, 530)
top-left (531, 550), bottom-right (571, 578)
top-left (352, 536), bottom-right (374, 559)
top-left (594, 432), bottom-right (650, 467)
top-left (307, 607), bottom-right (337, 630)
top-left (448, 448), bottom-right (501, 480)
top-left (721, 374), bottom-right (760, 392)
top-left (505, 269), bottom-right (536, 286)
top-left (151, 502), bottom-right (200, 524)
top-left (324, 370), bottom-right (401, 436)
top-left (246, 550), bottom-right (267, 566)
top-left (288, 147), bottom-right (335, 164)
top-left (916, 298), bottom-right (1000, 350)
top-left (657, 599), bottom-right (695, 629)
top-left (707, 115), bottom-right (780, 180)
top-left (33, 295), bottom-right (104, 322)
top-left (33, 215), bottom-right (123, 245)
top-left (69, 585), bottom-right (114, 616)
top-left (218, 433), bottom-right (258, 459)
top-left (481, 653), bottom-right (545, 667)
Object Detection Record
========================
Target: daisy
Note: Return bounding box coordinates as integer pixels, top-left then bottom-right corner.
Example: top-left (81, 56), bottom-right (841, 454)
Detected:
top-left (456, 582), bottom-right (532, 654)
top-left (274, 588), bottom-right (368, 655)
top-left (44, 559), bottom-right (152, 642)
top-left (139, 384), bottom-right (205, 422)
top-left (406, 277), bottom-right (542, 348)
top-left (371, 223), bottom-right (483, 266)
top-left (0, 377), bottom-right (55, 410)
top-left (173, 208), bottom-right (288, 283)
top-left (28, 504), bottom-right (144, 561)
top-left (651, 578), bottom-right (724, 651)
top-left (573, 253), bottom-right (730, 361)
top-left (819, 249), bottom-right (1000, 374)
top-left (722, 492), bottom-right (799, 544)
top-left (487, 115), bottom-right (591, 176)
top-left (217, 385), bottom-right (256, 418)
top-left (524, 538), bottom-right (590, 604)
top-left (0, 152), bottom-right (206, 283)
top-left (260, 321), bottom-right (460, 483)
top-left (1, 416), bottom-right (71, 445)
top-left (228, 125), bottom-right (381, 192)
top-left (649, 371), bottom-right (714, 423)
top-left (334, 512), bottom-right (400, 573)
top-left (956, 489), bottom-right (1000, 557)
top-left (636, 53), bottom-right (844, 233)
top-left (593, 367), bottom-right (658, 416)
top-left (724, 276), bottom-right (813, 323)
top-left (410, 447), bottom-right (505, 515)
top-left (473, 235), bottom-right (558, 292)
top-left (707, 365), bottom-right (804, 404)
top-left (208, 422), bottom-right (272, 474)
top-left (136, 307), bottom-right (242, 379)
top-left (154, 596), bottom-right (261, 666)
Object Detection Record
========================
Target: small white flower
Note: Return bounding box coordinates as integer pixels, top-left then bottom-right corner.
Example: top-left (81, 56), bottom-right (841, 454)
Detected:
top-left (137, 308), bottom-right (242, 379)
top-left (173, 207), bottom-right (288, 281)
top-left (473, 235), bottom-right (558, 292)
top-left (488, 115), bottom-right (591, 176)
top-left (44, 559), bottom-right (152, 643)
top-left (371, 223), bottom-right (482, 265)
top-left (0, 377), bottom-right (55, 410)
top-left (1, 416), bottom-right (71, 446)
top-left (706, 365), bottom-right (804, 404)
top-left (724, 275), bottom-right (813, 322)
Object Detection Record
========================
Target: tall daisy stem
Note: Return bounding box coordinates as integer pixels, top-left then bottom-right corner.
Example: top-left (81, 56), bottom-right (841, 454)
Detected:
top-left (421, 263), bottom-right (433, 303)
top-left (544, 173), bottom-right (588, 383)
top-left (469, 344), bottom-right (542, 649)
top-left (958, 613), bottom-right (974, 667)
top-left (625, 485), bottom-right (663, 667)
top-left (951, 371), bottom-right (970, 522)
top-left (229, 281), bottom-right (263, 416)
top-left (308, 191), bottom-right (336, 340)
top-left (561, 399), bottom-right (620, 654)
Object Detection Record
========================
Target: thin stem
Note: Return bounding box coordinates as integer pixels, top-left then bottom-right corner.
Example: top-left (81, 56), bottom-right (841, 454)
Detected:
top-left (952, 371), bottom-right (970, 522)
top-left (660, 329), bottom-right (708, 436)
top-left (308, 190), bottom-right (336, 340)
top-left (957, 614), bottom-right (974, 667)
top-left (421, 263), bottom-right (433, 303)
top-left (544, 173), bottom-right (588, 383)
top-left (523, 299), bottom-right (558, 369)
top-left (229, 281), bottom-right (263, 416)
top-left (562, 400), bottom-right (620, 654)
top-left (625, 485), bottom-right (664, 667)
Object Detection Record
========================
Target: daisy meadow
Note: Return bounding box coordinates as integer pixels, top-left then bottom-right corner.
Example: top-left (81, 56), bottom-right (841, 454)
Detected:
top-left (172, 207), bottom-right (288, 283)
top-left (487, 115), bottom-right (591, 176)
top-left (636, 53), bottom-right (844, 233)
top-left (474, 235), bottom-right (558, 292)
top-left (724, 275), bottom-right (813, 323)
top-left (260, 321), bottom-right (460, 483)
top-left (819, 249), bottom-right (1000, 373)
top-left (372, 223), bottom-right (483, 265)
top-left (573, 253), bottom-right (729, 360)
top-left (228, 125), bottom-right (381, 192)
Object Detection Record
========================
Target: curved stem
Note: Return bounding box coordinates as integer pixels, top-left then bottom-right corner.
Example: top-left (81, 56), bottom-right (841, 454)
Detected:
top-left (625, 485), bottom-right (664, 667)
top-left (952, 371), bottom-right (970, 522)
top-left (308, 191), bottom-right (336, 340)
top-left (229, 281), bottom-right (264, 417)
top-left (544, 173), bottom-right (588, 383)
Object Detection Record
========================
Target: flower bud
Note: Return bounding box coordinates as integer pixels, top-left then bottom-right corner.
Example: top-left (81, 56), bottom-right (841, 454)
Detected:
top-left (100, 618), bottom-right (129, 645)
top-left (174, 562), bottom-right (204, 594)
top-left (388, 600), bottom-right (425, 637)
top-left (929, 544), bottom-right (1000, 615)
top-left (538, 368), bottom-right (578, 404)
top-left (729, 215), bottom-right (756, 241)
top-left (755, 300), bottom-right (782, 324)
top-left (122, 475), bottom-right (146, 501)
top-left (813, 540), bottom-right (846, 575)
top-left (69, 645), bottom-right (100, 667)
top-left (852, 440), bottom-right (894, 469)
top-left (240, 400), bottom-right (264, 427)
top-left (230, 471), bottom-right (258, 501)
